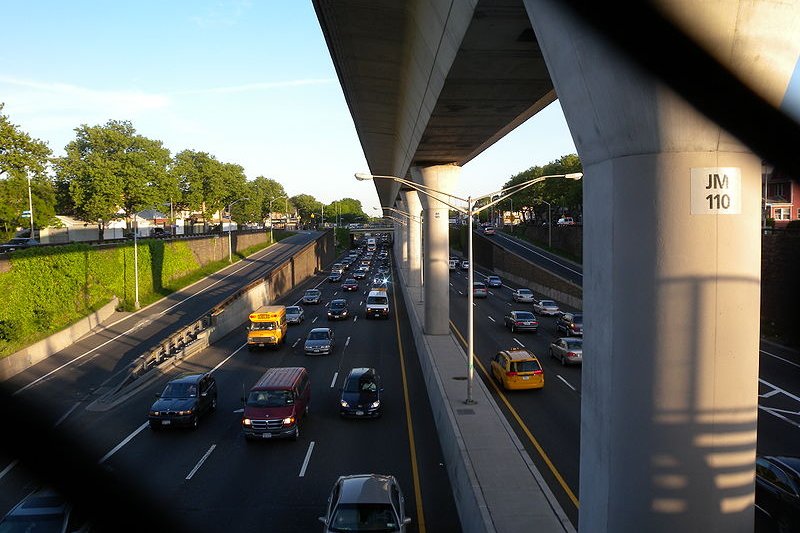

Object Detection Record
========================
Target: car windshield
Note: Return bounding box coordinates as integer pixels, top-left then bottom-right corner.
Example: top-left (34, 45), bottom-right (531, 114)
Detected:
top-left (343, 375), bottom-right (377, 393)
top-left (308, 331), bottom-right (330, 340)
top-left (511, 360), bottom-right (541, 373)
top-left (251, 321), bottom-right (277, 330)
top-left (160, 381), bottom-right (198, 398)
top-left (565, 339), bottom-right (583, 349)
top-left (331, 303), bottom-right (346, 311)
top-left (367, 296), bottom-right (388, 305)
top-left (514, 312), bottom-right (535, 320)
top-left (286, 307), bottom-right (300, 315)
top-left (541, 300), bottom-right (556, 306)
top-left (330, 503), bottom-right (398, 532)
top-left (247, 390), bottom-right (293, 407)
top-left (8, 238), bottom-right (29, 245)
top-left (305, 291), bottom-right (319, 297)
top-left (519, 290), bottom-right (532, 295)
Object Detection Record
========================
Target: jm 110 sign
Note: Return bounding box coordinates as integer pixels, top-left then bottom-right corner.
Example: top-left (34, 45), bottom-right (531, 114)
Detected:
top-left (690, 167), bottom-right (741, 215)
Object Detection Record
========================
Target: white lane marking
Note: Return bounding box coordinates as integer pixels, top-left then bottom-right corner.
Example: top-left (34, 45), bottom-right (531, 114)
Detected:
top-left (488, 291), bottom-right (495, 296)
top-left (760, 389), bottom-right (781, 399)
top-left (292, 338), bottom-right (301, 348)
top-left (312, 316), bottom-right (318, 323)
top-left (345, 337), bottom-right (351, 347)
top-left (496, 233), bottom-right (583, 277)
top-left (352, 316), bottom-right (357, 322)
top-left (759, 378), bottom-right (800, 402)
top-left (186, 444), bottom-right (216, 480)
top-left (55, 402), bottom-right (81, 427)
top-left (330, 372), bottom-right (338, 388)
top-left (457, 290), bottom-right (463, 295)
top-left (759, 406), bottom-right (800, 429)
top-left (487, 316), bottom-right (496, 323)
top-left (761, 349), bottom-right (800, 369)
top-left (0, 460), bottom-right (19, 482)
top-left (99, 422), bottom-right (149, 464)
top-left (233, 408), bottom-right (244, 414)
top-left (299, 441), bottom-right (315, 477)
top-left (558, 375), bottom-right (577, 391)
top-left (210, 343), bottom-right (246, 374)
top-left (513, 338), bottom-right (524, 347)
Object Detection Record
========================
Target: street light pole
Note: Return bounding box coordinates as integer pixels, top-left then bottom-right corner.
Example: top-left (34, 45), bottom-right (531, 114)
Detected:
top-left (133, 214), bottom-right (140, 310)
top-left (540, 199), bottom-right (552, 248)
top-left (227, 197), bottom-right (249, 263)
top-left (27, 174), bottom-right (34, 238)
top-left (356, 171), bottom-right (582, 404)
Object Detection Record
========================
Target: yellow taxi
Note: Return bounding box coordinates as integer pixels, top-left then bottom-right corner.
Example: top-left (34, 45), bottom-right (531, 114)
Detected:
top-left (490, 347), bottom-right (544, 390)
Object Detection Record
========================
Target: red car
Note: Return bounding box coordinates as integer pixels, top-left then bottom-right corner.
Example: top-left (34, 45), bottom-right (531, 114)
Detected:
top-left (341, 278), bottom-right (359, 291)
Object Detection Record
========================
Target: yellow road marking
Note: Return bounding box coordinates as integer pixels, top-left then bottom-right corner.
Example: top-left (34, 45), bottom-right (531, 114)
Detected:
top-left (393, 289), bottom-right (426, 531)
top-left (449, 320), bottom-right (580, 509)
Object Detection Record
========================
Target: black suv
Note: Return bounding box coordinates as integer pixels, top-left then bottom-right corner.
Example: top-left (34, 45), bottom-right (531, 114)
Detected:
top-left (556, 312), bottom-right (583, 336)
top-left (339, 367), bottom-right (382, 418)
top-left (148, 373), bottom-right (217, 430)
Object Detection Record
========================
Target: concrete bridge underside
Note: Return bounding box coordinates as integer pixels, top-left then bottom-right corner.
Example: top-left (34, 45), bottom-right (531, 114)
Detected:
top-left (313, 1), bottom-right (800, 532)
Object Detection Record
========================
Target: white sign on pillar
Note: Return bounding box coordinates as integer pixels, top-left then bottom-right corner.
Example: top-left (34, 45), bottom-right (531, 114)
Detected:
top-left (690, 167), bottom-right (741, 215)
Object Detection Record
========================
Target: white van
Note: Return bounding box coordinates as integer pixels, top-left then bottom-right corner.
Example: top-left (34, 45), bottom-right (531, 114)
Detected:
top-left (365, 289), bottom-right (389, 319)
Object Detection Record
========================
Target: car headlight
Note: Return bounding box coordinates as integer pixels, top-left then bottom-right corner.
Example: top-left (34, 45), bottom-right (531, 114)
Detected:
top-left (282, 416), bottom-right (295, 426)
top-left (369, 401), bottom-right (380, 409)
top-left (149, 411), bottom-right (160, 416)
top-left (177, 409), bottom-right (194, 416)
top-left (242, 418), bottom-right (252, 426)
top-left (340, 400), bottom-right (349, 408)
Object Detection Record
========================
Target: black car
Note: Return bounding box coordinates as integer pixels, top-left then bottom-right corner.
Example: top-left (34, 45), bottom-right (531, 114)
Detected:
top-left (556, 312), bottom-right (583, 336)
top-left (327, 298), bottom-right (349, 320)
top-left (0, 237), bottom-right (39, 253)
top-left (755, 455), bottom-right (800, 532)
top-left (339, 367), bottom-right (382, 418)
top-left (148, 373), bottom-right (217, 430)
top-left (328, 272), bottom-right (342, 283)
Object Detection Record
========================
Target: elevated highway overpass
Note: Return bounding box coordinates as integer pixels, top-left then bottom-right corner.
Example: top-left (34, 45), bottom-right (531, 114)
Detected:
top-left (313, 1), bottom-right (800, 531)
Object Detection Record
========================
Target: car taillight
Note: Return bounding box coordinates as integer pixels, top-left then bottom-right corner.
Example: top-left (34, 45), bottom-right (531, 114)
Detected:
top-left (506, 371), bottom-right (518, 376)
top-left (532, 370), bottom-right (543, 375)
top-left (567, 352), bottom-right (576, 358)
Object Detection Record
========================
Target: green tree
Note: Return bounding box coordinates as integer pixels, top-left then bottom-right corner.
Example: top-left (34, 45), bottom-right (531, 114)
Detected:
top-left (502, 154), bottom-right (583, 224)
top-left (54, 120), bottom-right (172, 240)
top-left (0, 103), bottom-right (56, 237)
top-left (245, 176), bottom-right (290, 225)
top-left (171, 150), bottom-right (228, 232)
top-left (326, 197), bottom-right (366, 225)
top-left (290, 194), bottom-right (322, 226)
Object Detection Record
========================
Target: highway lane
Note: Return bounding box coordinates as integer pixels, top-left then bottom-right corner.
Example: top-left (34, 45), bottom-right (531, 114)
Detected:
top-left (489, 231), bottom-right (583, 285)
top-left (451, 234), bottom-right (800, 532)
top-left (447, 266), bottom-right (582, 527)
top-left (0, 244), bottom-right (461, 532)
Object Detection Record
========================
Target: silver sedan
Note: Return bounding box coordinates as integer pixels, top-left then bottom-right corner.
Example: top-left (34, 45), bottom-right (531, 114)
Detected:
top-left (549, 337), bottom-right (583, 365)
top-left (533, 299), bottom-right (560, 316)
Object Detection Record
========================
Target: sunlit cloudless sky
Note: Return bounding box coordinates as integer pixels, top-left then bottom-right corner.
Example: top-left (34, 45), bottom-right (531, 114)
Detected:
top-left (1, 0), bottom-right (576, 214)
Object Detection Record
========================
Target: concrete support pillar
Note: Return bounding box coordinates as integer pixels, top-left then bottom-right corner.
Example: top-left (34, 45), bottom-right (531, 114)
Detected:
top-left (523, 1), bottom-right (800, 531)
top-left (401, 190), bottom-right (423, 289)
top-left (411, 164), bottom-right (459, 335)
top-left (395, 200), bottom-right (409, 267)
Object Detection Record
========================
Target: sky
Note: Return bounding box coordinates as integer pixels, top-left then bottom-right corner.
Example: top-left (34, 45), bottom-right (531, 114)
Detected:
top-left (0, 0), bottom-right (577, 215)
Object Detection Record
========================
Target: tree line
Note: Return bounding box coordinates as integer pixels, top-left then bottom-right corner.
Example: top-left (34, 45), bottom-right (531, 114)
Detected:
top-left (0, 103), bottom-right (370, 241)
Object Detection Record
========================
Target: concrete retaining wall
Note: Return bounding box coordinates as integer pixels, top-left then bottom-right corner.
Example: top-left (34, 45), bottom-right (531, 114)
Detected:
top-left (0, 297), bottom-right (119, 381)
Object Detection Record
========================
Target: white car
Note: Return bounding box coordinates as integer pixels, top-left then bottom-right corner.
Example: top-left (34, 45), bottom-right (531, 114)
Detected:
top-left (534, 299), bottom-right (561, 316)
top-left (511, 288), bottom-right (535, 303)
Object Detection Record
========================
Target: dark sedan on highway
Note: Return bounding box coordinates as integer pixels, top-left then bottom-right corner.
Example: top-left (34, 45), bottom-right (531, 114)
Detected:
top-left (341, 278), bottom-right (359, 291)
top-left (327, 298), bottom-right (350, 320)
top-left (148, 373), bottom-right (217, 430)
top-left (503, 310), bottom-right (538, 333)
